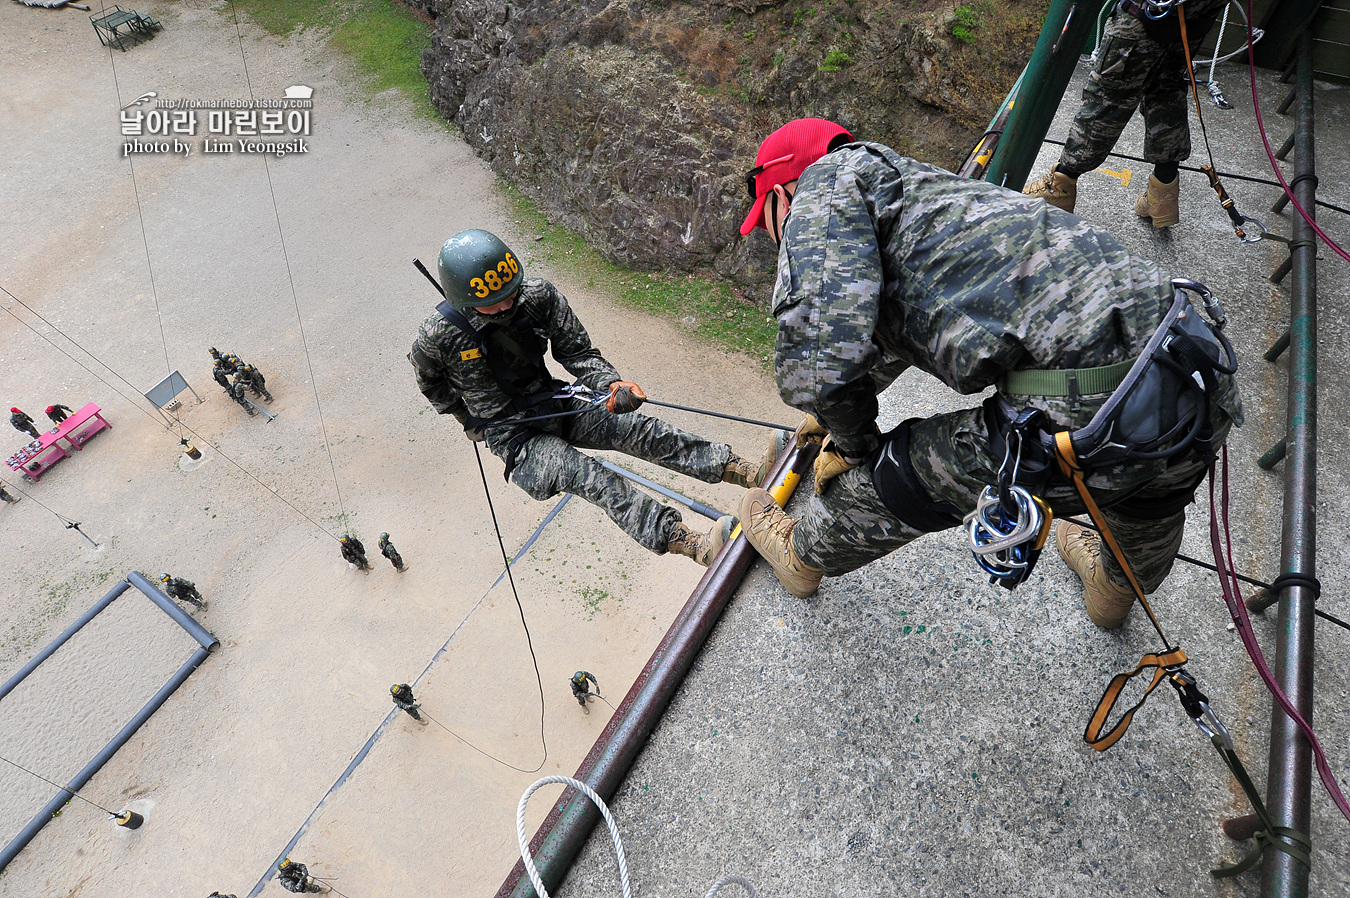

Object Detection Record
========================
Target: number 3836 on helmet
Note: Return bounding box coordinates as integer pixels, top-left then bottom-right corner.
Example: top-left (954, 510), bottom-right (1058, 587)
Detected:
top-left (437, 228), bottom-right (523, 311)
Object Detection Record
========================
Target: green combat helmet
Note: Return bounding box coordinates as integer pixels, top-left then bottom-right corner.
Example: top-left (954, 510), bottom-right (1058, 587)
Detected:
top-left (437, 229), bottom-right (523, 311)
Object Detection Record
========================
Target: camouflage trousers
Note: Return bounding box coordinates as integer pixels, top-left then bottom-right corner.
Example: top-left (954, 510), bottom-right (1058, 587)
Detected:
top-left (1059, 11), bottom-right (1203, 175)
top-left (494, 401), bottom-right (731, 554)
top-left (792, 387), bottom-right (1237, 593)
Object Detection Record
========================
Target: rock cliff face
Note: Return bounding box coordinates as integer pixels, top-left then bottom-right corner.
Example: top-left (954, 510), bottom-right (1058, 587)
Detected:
top-left (417, 0), bottom-right (1044, 285)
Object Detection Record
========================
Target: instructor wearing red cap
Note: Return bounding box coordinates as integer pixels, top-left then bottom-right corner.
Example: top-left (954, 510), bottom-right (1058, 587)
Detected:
top-left (10, 407), bottom-right (40, 440)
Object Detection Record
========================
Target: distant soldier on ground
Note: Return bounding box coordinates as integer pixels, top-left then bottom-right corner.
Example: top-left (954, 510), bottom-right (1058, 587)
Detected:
top-left (229, 379), bottom-right (258, 416)
top-left (570, 670), bottom-right (599, 712)
top-left (0, 482), bottom-right (19, 503)
top-left (212, 359), bottom-right (234, 393)
top-left (390, 683), bottom-right (425, 721)
top-left (10, 408), bottom-right (40, 440)
top-left (237, 363), bottom-right (273, 402)
top-left (209, 347), bottom-right (239, 375)
top-left (45, 404), bottom-right (73, 425)
top-left (378, 532), bottom-right (405, 571)
top-left (340, 535), bottom-right (371, 570)
top-left (277, 858), bottom-right (322, 893)
top-left (160, 573), bottom-right (207, 610)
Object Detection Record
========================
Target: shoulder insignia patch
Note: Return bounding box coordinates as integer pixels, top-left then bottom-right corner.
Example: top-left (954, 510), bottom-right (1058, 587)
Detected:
top-left (460, 348), bottom-right (483, 361)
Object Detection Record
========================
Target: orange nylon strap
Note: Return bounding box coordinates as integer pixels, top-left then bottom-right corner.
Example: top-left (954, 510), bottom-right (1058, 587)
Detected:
top-left (1083, 647), bottom-right (1189, 750)
top-left (1053, 431), bottom-right (1187, 750)
top-left (1052, 432), bottom-right (1170, 643)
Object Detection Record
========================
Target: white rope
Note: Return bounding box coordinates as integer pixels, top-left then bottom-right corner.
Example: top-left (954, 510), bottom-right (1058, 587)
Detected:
top-left (518, 776), bottom-right (633, 898)
top-left (704, 875), bottom-right (757, 898)
top-left (516, 776), bottom-right (759, 898)
top-left (1090, 1), bottom-right (1264, 68)
top-left (1194, 1), bottom-right (1264, 66)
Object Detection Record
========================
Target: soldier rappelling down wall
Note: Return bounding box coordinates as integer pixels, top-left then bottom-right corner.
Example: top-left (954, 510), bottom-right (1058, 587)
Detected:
top-left (410, 229), bottom-right (777, 566)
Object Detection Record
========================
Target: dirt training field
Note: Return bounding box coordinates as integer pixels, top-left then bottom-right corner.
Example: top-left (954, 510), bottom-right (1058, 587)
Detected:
top-left (0, 3), bottom-right (787, 895)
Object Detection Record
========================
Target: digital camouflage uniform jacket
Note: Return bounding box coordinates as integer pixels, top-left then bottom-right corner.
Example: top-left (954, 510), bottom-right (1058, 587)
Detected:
top-left (410, 279), bottom-right (620, 447)
top-left (773, 143), bottom-right (1176, 458)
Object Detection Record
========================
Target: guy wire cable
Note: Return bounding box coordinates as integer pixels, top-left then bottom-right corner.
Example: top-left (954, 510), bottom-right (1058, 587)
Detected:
top-left (226, 0), bottom-right (348, 528)
top-left (1037, 139), bottom-right (1350, 218)
top-left (2, 286), bottom-right (343, 543)
top-left (95, 0), bottom-right (173, 377)
top-left (0, 475), bottom-right (96, 543)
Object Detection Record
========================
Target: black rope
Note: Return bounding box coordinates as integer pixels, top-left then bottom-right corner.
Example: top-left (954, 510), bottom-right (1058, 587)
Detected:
top-left (470, 441), bottom-right (549, 773)
top-left (418, 709), bottom-right (544, 774)
top-left (0, 754), bottom-right (117, 816)
top-left (226, 0), bottom-right (348, 529)
top-left (1062, 517), bottom-right (1349, 634)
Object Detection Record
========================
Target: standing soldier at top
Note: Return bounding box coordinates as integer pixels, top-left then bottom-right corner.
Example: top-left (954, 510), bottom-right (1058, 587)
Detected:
top-left (410, 229), bottom-right (779, 566)
top-left (1022, 0), bottom-right (1228, 227)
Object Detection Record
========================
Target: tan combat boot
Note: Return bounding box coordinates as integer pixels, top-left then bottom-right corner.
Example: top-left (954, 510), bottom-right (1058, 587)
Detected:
top-left (667, 514), bottom-right (738, 567)
top-left (723, 428), bottom-right (793, 489)
top-left (1135, 174), bottom-right (1180, 227)
top-left (738, 488), bottom-right (823, 598)
top-left (1055, 521), bottom-right (1138, 628)
top-left (1022, 168), bottom-right (1078, 213)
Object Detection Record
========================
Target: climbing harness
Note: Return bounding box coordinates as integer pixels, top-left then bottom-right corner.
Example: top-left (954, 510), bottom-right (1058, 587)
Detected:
top-left (966, 280), bottom-right (1343, 870)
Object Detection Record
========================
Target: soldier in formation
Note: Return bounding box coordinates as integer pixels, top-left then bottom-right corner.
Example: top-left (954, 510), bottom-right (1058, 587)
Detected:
top-left (410, 229), bottom-right (780, 566)
top-left (1022, 0), bottom-right (1228, 227)
top-left (340, 535), bottom-right (371, 570)
top-left (160, 573), bottom-right (207, 610)
top-left (236, 363), bottom-right (273, 403)
top-left (378, 532), bottom-right (405, 571)
top-left (228, 379), bottom-right (257, 417)
top-left (735, 118), bottom-right (1240, 629)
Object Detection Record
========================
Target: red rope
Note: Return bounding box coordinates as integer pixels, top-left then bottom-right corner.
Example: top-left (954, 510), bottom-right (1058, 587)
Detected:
top-left (1210, 446), bottom-right (1350, 824)
top-left (1245, 0), bottom-right (1350, 265)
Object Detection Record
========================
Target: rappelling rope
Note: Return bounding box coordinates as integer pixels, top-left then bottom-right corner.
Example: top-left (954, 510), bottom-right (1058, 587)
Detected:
top-left (225, 0), bottom-right (350, 528)
top-left (1177, 5), bottom-right (1264, 243)
top-left (517, 775), bottom-right (758, 898)
top-left (94, 1), bottom-right (172, 377)
top-left (472, 441), bottom-right (550, 772)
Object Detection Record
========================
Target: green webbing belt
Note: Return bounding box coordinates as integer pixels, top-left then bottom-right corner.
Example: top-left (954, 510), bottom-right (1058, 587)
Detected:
top-left (1209, 734), bottom-right (1312, 878)
top-left (998, 357), bottom-right (1137, 397)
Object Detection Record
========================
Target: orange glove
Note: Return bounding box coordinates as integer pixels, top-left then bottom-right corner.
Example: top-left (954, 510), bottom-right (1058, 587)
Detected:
top-left (606, 381), bottom-right (647, 414)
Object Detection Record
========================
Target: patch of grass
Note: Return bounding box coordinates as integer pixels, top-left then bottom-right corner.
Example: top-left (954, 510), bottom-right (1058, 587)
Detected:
top-left (502, 184), bottom-right (776, 368)
top-left (951, 2), bottom-right (992, 45)
top-left (331, 2), bottom-right (434, 115)
top-left (819, 48), bottom-right (852, 72)
top-left (228, 0), bottom-right (437, 119)
top-left (225, 0), bottom-right (338, 37)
